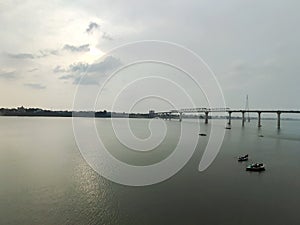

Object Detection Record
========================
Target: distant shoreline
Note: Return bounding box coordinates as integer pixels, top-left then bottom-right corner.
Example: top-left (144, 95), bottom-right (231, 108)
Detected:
top-left (1, 107), bottom-right (299, 120)
top-left (1, 115), bottom-right (299, 121)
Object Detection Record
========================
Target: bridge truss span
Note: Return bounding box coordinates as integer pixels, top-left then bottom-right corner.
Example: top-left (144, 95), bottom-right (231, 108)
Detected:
top-left (157, 108), bottom-right (300, 129)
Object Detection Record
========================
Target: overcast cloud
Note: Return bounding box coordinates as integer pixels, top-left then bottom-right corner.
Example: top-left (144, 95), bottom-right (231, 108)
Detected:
top-left (0, 0), bottom-right (299, 111)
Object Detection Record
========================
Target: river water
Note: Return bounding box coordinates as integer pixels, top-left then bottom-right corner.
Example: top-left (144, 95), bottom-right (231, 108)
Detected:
top-left (0, 117), bottom-right (299, 225)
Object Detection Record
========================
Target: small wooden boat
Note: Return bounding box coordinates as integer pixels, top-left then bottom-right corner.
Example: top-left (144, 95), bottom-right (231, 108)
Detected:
top-left (238, 154), bottom-right (248, 162)
top-left (246, 163), bottom-right (265, 171)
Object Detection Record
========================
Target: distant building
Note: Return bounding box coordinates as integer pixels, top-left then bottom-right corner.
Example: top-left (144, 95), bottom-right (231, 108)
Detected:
top-left (149, 110), bottom-right (155, 118)
top-left (17, 106), bottom-right (26, 113)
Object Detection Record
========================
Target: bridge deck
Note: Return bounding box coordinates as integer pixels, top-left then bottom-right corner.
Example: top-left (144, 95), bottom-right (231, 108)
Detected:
top-left (229, 110), bottom-right (300, 113)
top-left (158, 109), bottom-right (300, 114)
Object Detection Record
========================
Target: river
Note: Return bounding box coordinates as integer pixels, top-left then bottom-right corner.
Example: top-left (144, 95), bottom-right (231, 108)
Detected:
top-left (0, 117), bottom-right (299, 225)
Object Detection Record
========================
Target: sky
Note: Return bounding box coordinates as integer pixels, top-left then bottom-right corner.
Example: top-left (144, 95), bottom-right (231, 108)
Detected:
top-left (0, 0), bottom-right (299, 112)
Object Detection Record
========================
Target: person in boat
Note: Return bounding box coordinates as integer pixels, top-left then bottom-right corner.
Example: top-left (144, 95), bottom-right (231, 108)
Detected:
top-left (238, 154), bottom-right (248, 161)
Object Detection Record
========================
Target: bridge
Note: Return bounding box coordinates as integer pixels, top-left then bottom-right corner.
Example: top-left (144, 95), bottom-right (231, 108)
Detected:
top-left (156, 108), bottom-right (300, 129)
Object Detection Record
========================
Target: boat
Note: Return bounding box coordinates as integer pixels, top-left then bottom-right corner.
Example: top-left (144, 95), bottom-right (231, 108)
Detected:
top-left (199, 133), bottom-right (207, 136)
top-left (246, 163), bottom-right (265, 171)
top-left (238, 154), bottom-right (248, 161)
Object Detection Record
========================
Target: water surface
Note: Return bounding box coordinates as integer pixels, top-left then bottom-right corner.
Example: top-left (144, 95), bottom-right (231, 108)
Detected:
top-left (0, 117), bottom-right (299, 225)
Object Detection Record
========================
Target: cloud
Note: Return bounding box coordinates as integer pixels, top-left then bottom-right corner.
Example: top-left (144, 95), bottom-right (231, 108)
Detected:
top-left (54, 62), bottom-right (90, 74)
top-left (69, 62), bottom-right (89, 73)
top-left (88, 56), bottom-right (121, 73)
top-left (27, 68), bottom-right (38, 72)
top-left (8, 53), bottom-right (35, 59)
top-left (63, 44), bottom-right (90, 52)
top-left (24, 83), bottom-right (46, 89)
top-left (6, 44), bottom-right (89, 61)
top-left (53, 65), bottom-right (66, 73)
top-left (86, 22), bottom-right (99, 33)
top-left (59, 71), bottom-right (99, 85)
top-left (56, 55), bottom-right (121, 85)
top-left (59, 74), bottom-right (74, 80)
top-left (73, 74), bottom-right (100, 85)
top-left (38, 49), bottom-right (59, 57)
top-left (0, 71), bottom-right (17, 79)
top-left (102, 32), bottom-right (113, 40)
top-left (7, 49), bottom-right (59, 59)
top-left (85, 21), bottom-right (113, 40)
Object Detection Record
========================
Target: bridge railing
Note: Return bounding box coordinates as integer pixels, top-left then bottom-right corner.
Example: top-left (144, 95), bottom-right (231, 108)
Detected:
top-left (179, 107), bottom-right (230, 113)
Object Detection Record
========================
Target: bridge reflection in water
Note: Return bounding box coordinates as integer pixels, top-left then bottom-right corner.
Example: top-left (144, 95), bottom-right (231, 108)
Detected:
top-left (156, 108), bottom-right (300, 129)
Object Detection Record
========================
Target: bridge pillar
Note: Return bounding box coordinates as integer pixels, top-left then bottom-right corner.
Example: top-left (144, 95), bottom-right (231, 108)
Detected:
top-left (205, 111), bottom-right (209, 124)
top-left (242, 112), bottom-right (245, 126)
top-left (179, 112), bottom-right (182, 122)
top-left (277, 111), bottom-right (281, 129)
top-left (228, 112), bottom-right (232, 125)
top-left (258, 112), bottom-right (262, 127)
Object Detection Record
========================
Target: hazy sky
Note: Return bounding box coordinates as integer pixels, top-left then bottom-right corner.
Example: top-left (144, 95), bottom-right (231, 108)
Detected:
top-left (0, 0), bottom-right (299, 111)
